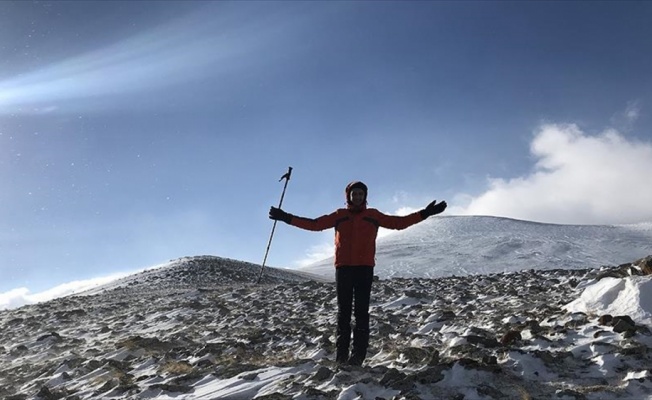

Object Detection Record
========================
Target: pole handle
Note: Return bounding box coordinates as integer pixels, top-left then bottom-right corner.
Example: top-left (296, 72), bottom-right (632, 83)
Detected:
top-left (276, 166), bottom-right (292, 209)
top-left (279, 166), bottom-right (293, 183)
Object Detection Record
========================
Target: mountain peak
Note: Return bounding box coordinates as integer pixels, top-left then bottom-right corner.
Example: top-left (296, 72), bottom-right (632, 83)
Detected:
top-left (79, 255), bottom-right (317, 297)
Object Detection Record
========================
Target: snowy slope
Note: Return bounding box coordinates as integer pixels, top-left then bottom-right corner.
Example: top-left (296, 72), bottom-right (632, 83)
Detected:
top-left (78, 255), bottom-right (327, 297)
top-left (3, 257), bottom-right (652, 400)
top-left (299, 216), bottom-right (652, 279)
top-left (3, 218), bottom-right (652, 399)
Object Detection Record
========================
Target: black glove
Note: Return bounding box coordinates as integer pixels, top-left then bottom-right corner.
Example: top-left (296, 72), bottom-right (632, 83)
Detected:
top-left (420, 200), bottom-right (447, 219)
top-left (269, 206), bottom-right (292, 224)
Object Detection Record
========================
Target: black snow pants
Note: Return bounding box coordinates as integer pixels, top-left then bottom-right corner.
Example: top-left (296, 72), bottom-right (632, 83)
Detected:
top-left (335, 265), bottom-right (374, 364)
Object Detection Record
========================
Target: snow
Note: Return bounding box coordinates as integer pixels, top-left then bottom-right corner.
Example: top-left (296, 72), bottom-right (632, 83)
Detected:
top-left (2, 216), bottom-right (652, 399)
top-left (564, 276), bottom-right (652, 326)
top-left (299, 216), bottom-right (652, 279)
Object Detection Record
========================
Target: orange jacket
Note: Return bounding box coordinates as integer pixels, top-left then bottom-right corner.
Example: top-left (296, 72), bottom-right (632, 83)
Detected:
top-left (290, 207), bottom-right (424, 268)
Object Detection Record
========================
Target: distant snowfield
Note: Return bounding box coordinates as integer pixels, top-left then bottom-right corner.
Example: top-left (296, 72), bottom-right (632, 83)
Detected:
top-left (299, 216), bottom-right (652, 279)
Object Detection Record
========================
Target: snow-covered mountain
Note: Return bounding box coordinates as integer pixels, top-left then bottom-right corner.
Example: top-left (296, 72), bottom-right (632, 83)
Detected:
top-left (299, 216), bottom-right (652, 279)
top-left (3, 216), bottom-right (652, 399)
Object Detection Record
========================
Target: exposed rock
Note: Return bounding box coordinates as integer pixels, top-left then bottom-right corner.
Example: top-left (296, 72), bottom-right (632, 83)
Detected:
top-left (612, 315), bottom-right (637, 333)
top-left (439, 310), bottom-right (456, 321)
top-left (400, 347), bottom-right (431, 363)
top-left (597, 255), bottom-right (652, 279)
top-left (149, 383), bottom-right (193, 394)
top-left (36, 331), bottom-right (62, 342)
top-left (634, 255), bottom-right (652, 275)
top-left (500, 330), bottom-right (522, 345)
top-left (466, 335), bottom-right (500, 348)
top-left (36, 387), bottom-right (59, 400)
top-left (311, 366), bottom-right (333, 381)
top-left (413, 365), bottom-right (447, 384)
top-left (380, 368), bottom-right (413, 391)
top-left (555, 388), bottom-right (587, 399)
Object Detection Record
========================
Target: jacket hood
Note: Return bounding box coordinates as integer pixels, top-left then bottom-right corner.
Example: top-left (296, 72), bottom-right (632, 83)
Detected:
top-left (346, 181), bottom-right (368, 210)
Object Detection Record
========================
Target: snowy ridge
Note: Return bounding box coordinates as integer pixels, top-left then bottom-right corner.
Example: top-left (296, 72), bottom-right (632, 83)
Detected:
top-left (299, 216), bottom-right (652, 279)
top-left (78, 255), bottom-right (324, 297)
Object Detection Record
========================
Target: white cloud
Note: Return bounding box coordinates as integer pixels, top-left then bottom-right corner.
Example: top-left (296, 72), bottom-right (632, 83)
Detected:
top-left (391, 191), bottom-right (409, 204)
top-left (457, 123), bottom-right (652, 225)
top-left (610, 101), bottom-right (642, 132)
top-left (376, 206), bottom-right (422, 239)
top-left (295, 241), bottom-right (335, 267)
top-left (394, 206), bottom-right (419, 217)
top-left (625, 102), bottom-right (641, 123)
top-left (611, 100), bottom-right (641, 131)
top-left (0, 273), bottom-right (128, 310)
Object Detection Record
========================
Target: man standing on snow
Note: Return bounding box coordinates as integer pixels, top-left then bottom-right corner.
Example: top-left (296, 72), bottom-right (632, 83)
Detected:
top-left (269, 181), bottom-right (447, 366)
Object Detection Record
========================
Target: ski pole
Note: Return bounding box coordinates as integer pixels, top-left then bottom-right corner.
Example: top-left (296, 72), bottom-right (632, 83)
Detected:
top-left (256, 166), bottom-right (293, 284)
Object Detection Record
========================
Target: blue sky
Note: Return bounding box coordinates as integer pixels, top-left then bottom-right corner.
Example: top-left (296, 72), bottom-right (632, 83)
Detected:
top-left (1, 1), bottom-right (652, 304)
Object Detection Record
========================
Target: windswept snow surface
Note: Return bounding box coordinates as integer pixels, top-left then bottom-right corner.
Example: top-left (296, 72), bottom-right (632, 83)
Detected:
top-left (3, 256), bottom-right (652, 399)
top-left (299, 216), bottom-right (652, 279)
top-left (3, 216), bottom-right (652, 399)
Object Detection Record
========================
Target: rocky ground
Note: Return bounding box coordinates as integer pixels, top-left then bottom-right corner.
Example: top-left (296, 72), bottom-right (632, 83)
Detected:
top-left (1, 256), bottom-right (652, 399)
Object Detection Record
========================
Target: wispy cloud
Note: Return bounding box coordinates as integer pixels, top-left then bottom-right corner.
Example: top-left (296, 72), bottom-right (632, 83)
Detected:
top-left (625, 101), bottom-right (641, 123)
top-left (610, 100), bottom-right (642, 131)
top-left (455, 123), bottom-right (652, 225)
top-left (0, 3), bottom-right (305, 114)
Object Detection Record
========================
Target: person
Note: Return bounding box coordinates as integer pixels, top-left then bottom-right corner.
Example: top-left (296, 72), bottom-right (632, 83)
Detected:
top-left (269, 181), bottom-right (446, 366)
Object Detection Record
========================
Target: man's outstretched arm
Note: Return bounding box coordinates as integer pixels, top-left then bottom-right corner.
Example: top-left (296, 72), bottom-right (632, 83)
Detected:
top-left (269, 207), bottom-right (339, 231)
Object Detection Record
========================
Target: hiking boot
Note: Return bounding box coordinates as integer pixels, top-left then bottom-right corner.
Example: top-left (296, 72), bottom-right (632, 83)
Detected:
top-left (336, 351), bottom-right (349, 365)
top-left (347, 355), bottom-right (364, 366)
